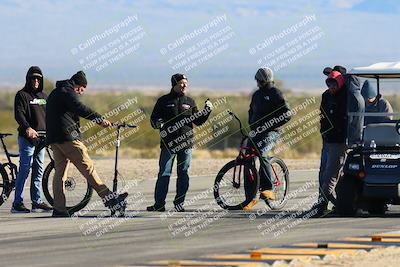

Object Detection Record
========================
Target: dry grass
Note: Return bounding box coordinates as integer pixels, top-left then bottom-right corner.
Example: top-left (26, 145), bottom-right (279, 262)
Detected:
top-left (90, 147), bottom-right (320, 160)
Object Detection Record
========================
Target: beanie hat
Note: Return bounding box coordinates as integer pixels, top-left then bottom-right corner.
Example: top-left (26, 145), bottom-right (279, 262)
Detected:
top-left (71, 71), bottom-right (87, 87)
top-left (323, 65), bottom-right (347, 76)
top-left (361, 80), bottom-right (377, 100)
top-left (255, 67), bottom-right (274, 83)
top-left (333, 65), bottom-right (347, 75)
top-left (171, 73), bottom-right (187, 87)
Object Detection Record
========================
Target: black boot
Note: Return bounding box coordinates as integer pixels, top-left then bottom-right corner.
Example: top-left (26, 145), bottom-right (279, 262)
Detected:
top-left (146, 204), bottom-right (166, 212)
top-left (104, 192), bottom-right (128, 215)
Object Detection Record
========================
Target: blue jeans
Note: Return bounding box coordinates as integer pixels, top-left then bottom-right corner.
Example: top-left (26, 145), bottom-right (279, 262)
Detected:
top-left (13, 136), bottom-right (45, 206)
top-left (245, 131), bottom-right (281, 200)
top-left (154, 148), bottom-right (192, 207)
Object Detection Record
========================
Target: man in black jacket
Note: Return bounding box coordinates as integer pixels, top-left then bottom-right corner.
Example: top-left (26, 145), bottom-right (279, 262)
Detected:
top-left (147, 73), bottom-right (212, 212)
top-left (313, 70), bottom-right (348, 216)
top-left (12, 66), bottom-right (52, 213)
top-left (46, 71), bottom-right (127, 217)
top-left (243, 67), bottom-right (291, 210)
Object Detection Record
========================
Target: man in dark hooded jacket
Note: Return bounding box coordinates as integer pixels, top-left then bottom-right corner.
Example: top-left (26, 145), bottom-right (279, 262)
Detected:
top-left (12, 66), bottom-right (52, 213)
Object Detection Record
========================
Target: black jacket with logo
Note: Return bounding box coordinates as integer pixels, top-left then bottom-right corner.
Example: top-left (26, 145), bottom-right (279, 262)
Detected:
top-left (46, 79), bottom-right (103, 145)
top-left (150, 90), bottom-right (211, 152)
top-left (14, 66), bottom-right (47, 139)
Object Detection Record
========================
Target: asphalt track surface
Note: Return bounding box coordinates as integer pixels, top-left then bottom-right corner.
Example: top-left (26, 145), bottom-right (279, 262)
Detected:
top-left (1, 169), bottom-right (400, 267)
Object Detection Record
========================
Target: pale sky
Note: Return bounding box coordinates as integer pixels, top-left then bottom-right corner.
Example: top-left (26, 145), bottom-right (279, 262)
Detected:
top-left (0, 0), bottom-right (399, 91)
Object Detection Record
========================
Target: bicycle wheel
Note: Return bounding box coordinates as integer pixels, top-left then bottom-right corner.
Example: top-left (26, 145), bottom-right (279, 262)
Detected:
top-left (42, 161), bottom-right (93, 213)
top-left (214, 159), bottom-right (259, 210)
top-left (265, 157), bottom-right (289, 210)
top-left (0, 164), bottom-right (11, 206)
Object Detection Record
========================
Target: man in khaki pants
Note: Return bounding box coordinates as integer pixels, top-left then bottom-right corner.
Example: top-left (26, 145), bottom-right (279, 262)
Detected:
top-left (46, 71), bottom-right (127, 217)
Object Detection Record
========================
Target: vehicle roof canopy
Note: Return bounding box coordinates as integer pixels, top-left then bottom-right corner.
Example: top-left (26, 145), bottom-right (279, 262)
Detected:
top-left (349, 62), bottom-right (400, 78)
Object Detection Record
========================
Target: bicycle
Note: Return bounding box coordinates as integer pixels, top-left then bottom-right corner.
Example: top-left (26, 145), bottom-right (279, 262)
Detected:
top-left (213, 112), bottom-right (289, 210)
top-left (0, 131), bottom-right (50, 207)
top-left (41, 122), bottom-right (136, 216)
top-left (0, 133), bottom-right (19, 206)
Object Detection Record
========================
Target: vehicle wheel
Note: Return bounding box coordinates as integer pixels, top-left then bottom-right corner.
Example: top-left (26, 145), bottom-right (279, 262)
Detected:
top-left (264, 157), bottom-right (289, 210)
top-left (335, 174), bottom-right (359, 216)
top-left (0, 164), bottom-right (11, 206)
top-left (214, 160), bottom-right (259, 210)
top-left (42, 161), bottom-right (93, 214)
top-left (367, 199), bottom-right (386, 216)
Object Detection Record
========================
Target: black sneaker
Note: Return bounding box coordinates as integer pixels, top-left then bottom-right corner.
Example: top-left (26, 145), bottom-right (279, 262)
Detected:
top-left (11, 203), bottom-right (30, 213)
top-left (174, 204), bottom-right (185, 212)
top-left (146, 204), bottom-right (166, 212)
top-left (32, 202), bottom-right (53, 213)
top-left (52, 209), bottom-right (71, 218)
top-left (310, 207), bottom-right (331, 218)
top-left (105, 192), bottom-right (128, 212)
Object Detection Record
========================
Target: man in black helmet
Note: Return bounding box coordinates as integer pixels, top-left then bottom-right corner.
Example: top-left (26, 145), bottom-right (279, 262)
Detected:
top-left (46, 71), bottom-right (128, 217)
top-left (243, 67), bottom-right (291, 211)
top-left (147, 73), bottom-right (212, 212)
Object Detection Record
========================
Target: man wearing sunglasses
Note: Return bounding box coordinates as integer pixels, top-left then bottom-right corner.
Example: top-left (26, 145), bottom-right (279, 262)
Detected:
top-left (12, 66), bottom-right (52, 213)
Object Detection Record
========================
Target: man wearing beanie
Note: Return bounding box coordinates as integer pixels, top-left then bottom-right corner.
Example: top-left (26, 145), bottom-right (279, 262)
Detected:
top-left (243, 67), bottom-right (291, 211)
top-left (147, 73), bottom-right (212, 212)
top-left (46, 71), bottom-right (128, 217)
top-left (312, 70), bottom-right (348, 217)
top-left (12, 66), bottom-right (52, 213)
top-left (361, 80), bottom-right (393, 125)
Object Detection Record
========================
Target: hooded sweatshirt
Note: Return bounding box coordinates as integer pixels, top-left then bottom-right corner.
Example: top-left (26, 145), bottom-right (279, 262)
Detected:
top-left (14, 66), bottom-right (47, 139)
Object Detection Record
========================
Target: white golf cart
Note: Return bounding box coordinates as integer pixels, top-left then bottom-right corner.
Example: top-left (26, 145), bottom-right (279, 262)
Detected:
top-left (336, 62), bottom-right (400, 216)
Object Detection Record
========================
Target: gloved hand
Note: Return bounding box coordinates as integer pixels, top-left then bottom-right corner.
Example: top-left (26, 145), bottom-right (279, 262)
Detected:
top-left (204, 99), bottom-right (213, 111)
top-left (154, 118), bottom-right (164, 129)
